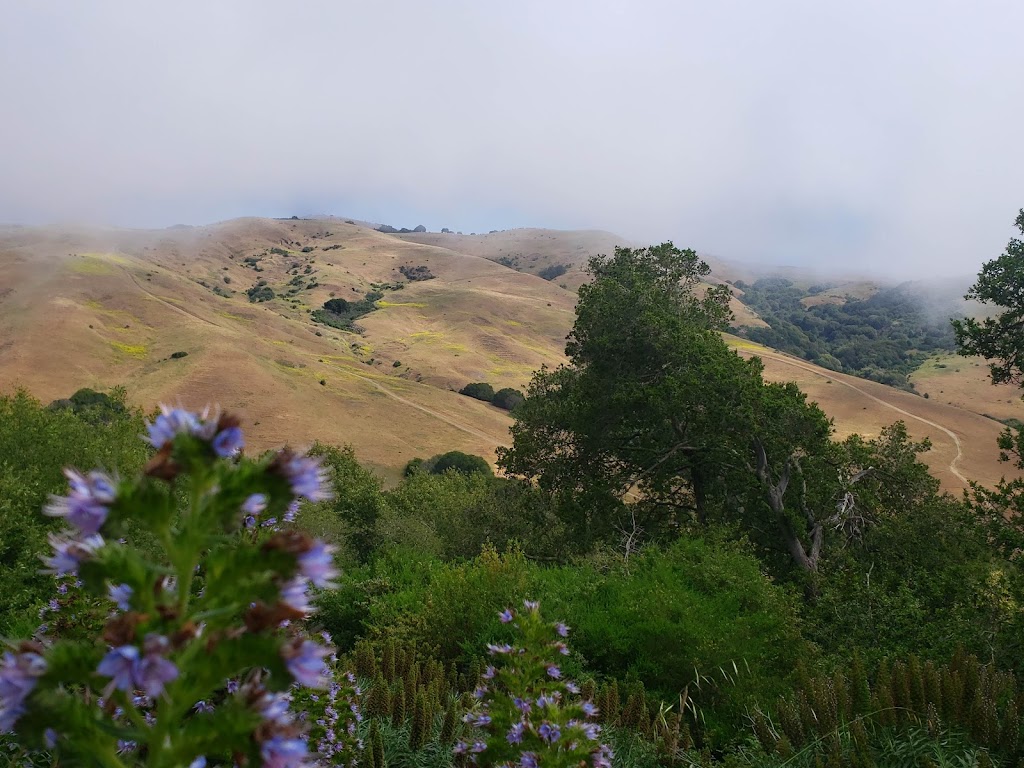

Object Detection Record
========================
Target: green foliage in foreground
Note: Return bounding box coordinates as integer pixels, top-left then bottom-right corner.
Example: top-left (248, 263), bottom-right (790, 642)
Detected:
top-left (0, 390), bottom-right (149, 634)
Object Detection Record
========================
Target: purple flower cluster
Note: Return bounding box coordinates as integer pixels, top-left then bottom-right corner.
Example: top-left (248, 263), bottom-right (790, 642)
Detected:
top-left (272, 451), bottom-right (332, 502)
top-left (40, 468), bottom-right (117, 578)
top-left (247, 687), bottom-right (314, 768)
top-left (309, 664), bottom-right (363, 766)
top-left (460, 601), bottom-right (612, 768)
top-left (97, 634), bottom-right (179, 698)
top-left (146, 405), bottom-right (244, 457)
top-left (44, 469), bottom-right (116, 535)
top-left (282, 638), bottom-right (331, 689)
top-left (0, 649), bottom-right (46, 732)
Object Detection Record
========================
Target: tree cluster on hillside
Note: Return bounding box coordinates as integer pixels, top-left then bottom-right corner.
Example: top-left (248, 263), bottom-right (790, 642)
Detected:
top-left (733, 278), bottom-right (957, 388)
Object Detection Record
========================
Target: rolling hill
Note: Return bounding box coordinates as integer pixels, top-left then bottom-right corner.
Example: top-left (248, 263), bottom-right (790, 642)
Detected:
top-left (0, 218), bottom-right (1019, 491)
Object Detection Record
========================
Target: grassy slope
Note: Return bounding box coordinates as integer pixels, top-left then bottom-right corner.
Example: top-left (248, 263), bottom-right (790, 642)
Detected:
top-left (0, 219), bottom-right (1016, 490)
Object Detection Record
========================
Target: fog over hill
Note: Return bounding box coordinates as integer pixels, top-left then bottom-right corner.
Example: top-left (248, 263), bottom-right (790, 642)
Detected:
top-left (1, 2), bottom-right (1022, 278)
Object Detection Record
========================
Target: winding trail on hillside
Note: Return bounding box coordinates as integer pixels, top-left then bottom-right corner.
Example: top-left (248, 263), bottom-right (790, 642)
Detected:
top-left (747, 347), bottom-right (967, 485)
top-left (123, 267), bottom-right (229, 330)
top-left (342, 368), bottom-right (507, 445)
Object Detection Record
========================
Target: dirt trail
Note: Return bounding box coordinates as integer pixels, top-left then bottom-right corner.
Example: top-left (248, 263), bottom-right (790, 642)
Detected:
top-left (750, 348), bottom-right (967, 485)
top-left (123, 268), bottom-right (229, 330)
top-left (342, 368), bottom-right (507, 445)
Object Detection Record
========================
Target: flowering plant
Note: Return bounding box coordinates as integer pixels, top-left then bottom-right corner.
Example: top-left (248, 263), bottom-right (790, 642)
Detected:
top-left (458, 600), bottom-right (612, 768)
top-left (0, 405), bottom-right (338, 767)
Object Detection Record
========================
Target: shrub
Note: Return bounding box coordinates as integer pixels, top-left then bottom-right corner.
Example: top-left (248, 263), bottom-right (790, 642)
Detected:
top-left (538, 264), bottom-right (569, 281)
top-left (170, 351), bottom-right (189, 359)
top-left (460, 383), bottom-right (495, 402)
top-left (430, 451), bottom-right (492, 477)
top-left (492, 388), bottom-right (525, 411)
top-left (323, 298), bottom-right (351, 314)
top-left (399, 265), bottom-right (435, 282)
top-left (246, 284), bottom-right (275, 302)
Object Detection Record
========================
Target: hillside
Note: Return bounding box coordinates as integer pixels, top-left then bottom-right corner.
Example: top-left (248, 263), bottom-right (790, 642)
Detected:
top-left (0, 218), bottom-right (1018, 490)
top-left (398, 228), bottom-right (767, 327)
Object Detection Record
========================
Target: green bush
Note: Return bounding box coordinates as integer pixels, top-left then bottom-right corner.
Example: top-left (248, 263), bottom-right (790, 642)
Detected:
top-left (534, 537), bottom-right (809, 740)
top-left (430, 450), bottom-right (492, 477)
top-left (459, 382), bottom-right (495, 402)
top-left (0, 390), bottom-right (149, 632)
top-left (378, 472), bottom-right (568, 561)
top-left (492, 387), bottom-right (525, 411)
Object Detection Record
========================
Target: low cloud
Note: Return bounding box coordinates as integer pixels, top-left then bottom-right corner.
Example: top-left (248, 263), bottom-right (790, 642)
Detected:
top-left (1, 0), bottom-right (1021, 278)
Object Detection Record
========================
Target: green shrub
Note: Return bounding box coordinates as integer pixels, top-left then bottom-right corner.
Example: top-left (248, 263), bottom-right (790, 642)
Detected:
top-left (246, 284), bottom-right (275, 302)
top-left (492, 387), bottom-right (525, 411)
top-left (538, 263), bottom-right (569, 281)
top-left (534, 536), bottom-right (809, 740)
top-left (429, 450), bottom-right (492, 477)
top-left (0, 390), bottom-right (149, 632)
top-left (459, 382), bottom-right (495, 402)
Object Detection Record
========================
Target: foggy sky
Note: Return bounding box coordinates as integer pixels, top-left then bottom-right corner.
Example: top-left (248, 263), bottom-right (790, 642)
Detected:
top-left (1, 1), bottom-right (1022, 278)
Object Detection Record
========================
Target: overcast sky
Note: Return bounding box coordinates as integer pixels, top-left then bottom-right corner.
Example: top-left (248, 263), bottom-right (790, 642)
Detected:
top-left (1, 1), bottom-right (1021, 277)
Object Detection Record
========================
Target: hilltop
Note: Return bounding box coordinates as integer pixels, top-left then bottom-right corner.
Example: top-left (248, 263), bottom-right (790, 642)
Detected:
top-left (0, 218), bottom-right (1019, 489)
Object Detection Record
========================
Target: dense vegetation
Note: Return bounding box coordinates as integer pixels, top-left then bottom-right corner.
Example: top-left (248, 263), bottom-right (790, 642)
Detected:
top-left (4, 223), bottom-right (1024, 766)
top-left (732, 278), bottom-right (958, 388)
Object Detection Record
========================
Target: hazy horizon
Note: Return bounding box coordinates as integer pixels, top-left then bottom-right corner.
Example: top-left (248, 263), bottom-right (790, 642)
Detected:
top-left (2, 1), bottom-right (1022, 279)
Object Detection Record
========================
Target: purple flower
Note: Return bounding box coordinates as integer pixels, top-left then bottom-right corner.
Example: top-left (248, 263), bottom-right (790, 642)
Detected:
top-left (471, 741), bottom-right (487, 753)
top-left (284, 500), bottom-right (300, 523)
top-left (146, 406), bottom-right (200, 448)
top-left (280, 578), bottom-right (312, 615)
top-left (453, 741), bottom-right (469, 755)
top-left (194, 700), bottom-right (215, 714)
top-left (244, 514), bottom-right (257, 529)
top-left (41, 532), bottom-right (104, 576)
top-left (486, 643), bottom-right (513, 655)
top-left (553, 642), bottom-right (569, 656)
top-left (258, 691), bottom-right (293, 727)
top-left (555, 622), bottom-right (569, 637)
top-left (523, 599), bottom-right (539, 611)
top-left (44, 728), bottom-right (57, 748)
top-left (283, 639), bottom-right (331, 688)
top-left (538, 722), bottom-right (561, 743)
top-left (108, 583), bottom-right (133, 611)
top-left (98, 636), bottom-right (178, 698)
top-left (44, 469), bottom-right (116, 535)
top-left (482, 665), bottom-right (496, 680)
top-left (546, 664), bottom-right (562, 679)
top-left (242, 493), bottom-right (267, 516)
top-left (276, 452), bottom-right (332, 502)
top-left (536, 694), bottom-right (555, 708)
top-left (499, 608), bottom-right (514, 623)
top-left (520, 752), bottom-right (539, 768)
top-left (592, 744), bottom-right (614, 768)
top-left (261, 736), bottom-right (309, 768)
top-left (297, 541), bottom-right (337, 588)
top-left (506, 721), bottom-right (525, 745)
top-left (188, 758), bottom-right (207, 768)
top-left (0, 651), bottom-right (46, 733)
top-left (513, 696), bottom-right (531, 714)
top-left (212, 426), bottom-right (244, 457)
top-left (566, 681), bottom-right (580, 694)
top-left (473, 714), bottom-right (492, 727)
top-left (581, 701), bottom-right (598, 717)
top-left (97, 645), bottom-right (140, 694)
